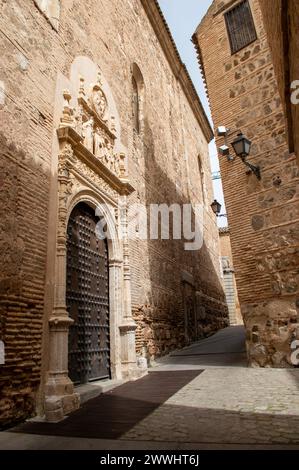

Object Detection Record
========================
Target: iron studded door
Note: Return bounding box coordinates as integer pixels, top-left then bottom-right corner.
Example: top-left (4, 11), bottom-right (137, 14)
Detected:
top-left (67, 202), bottom-right (110, 384)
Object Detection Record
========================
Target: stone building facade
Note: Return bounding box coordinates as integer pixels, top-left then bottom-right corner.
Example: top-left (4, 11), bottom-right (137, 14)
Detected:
top-left (0, 0), bottom-right (228, 426)
top-left (193, 0), bottom-right (299, 367)
top-left (219, 227), bottom-right (242, 325)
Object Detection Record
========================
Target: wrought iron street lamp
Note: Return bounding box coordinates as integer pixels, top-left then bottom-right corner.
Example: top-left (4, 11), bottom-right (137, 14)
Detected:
top-left (211, 199), bottom-right (222, 217)
top-left (211, 199), bottom-right (228, 218)
top-left (217, 127), bottom-right (261, 180)
top-left (231, 132), bottom-right (251, 157)
top-left (231, 132), bottom-right (261, 180)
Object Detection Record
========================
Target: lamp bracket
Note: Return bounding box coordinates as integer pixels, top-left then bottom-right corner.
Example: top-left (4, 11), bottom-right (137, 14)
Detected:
top-left (241, 157), bottom-right (261, 180)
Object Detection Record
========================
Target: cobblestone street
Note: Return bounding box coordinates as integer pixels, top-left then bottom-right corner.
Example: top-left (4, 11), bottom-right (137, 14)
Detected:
top-left (123, 327), bottom-right (299, 446)
top-left (122, 369), bottom-right (299, 445)
top-left (1, 327), bottom-right (299, 450)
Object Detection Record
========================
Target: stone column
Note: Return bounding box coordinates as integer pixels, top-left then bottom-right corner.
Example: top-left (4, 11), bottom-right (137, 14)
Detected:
top-left (108, 258), bottom-right (123, 380)
top-left (44, 143), bottom-right (80, 422)
top-left (118, 196), bottom-right (142, 379)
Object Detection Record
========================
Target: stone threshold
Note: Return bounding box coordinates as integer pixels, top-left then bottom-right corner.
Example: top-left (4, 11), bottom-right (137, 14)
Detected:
top-left (76, 378), bottom-right (125, 405)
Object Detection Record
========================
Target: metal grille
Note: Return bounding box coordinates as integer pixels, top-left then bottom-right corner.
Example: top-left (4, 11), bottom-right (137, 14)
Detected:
top-left (225, 0), bottom-right (257, 54)
top-left (67, 203), bottom-right (110, 385)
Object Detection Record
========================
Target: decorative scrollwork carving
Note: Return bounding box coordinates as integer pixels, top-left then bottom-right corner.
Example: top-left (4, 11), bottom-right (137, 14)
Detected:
top-left (72, 154), bottom-right (118, 200)
top-left (57, 144), bottom-right (76, 245)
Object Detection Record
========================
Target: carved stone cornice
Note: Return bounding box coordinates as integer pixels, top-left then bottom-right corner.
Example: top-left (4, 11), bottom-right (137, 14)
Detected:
top-left (49, 315), bottom-right (74, 330)
top-left (57, 126), bottom-right (135, 196)
top-left (109, 258), bottom-right (123, 268)
top-left (119, 322), bottom-right (137, 333)
top-left (141, 0), bottom-right (213, 143)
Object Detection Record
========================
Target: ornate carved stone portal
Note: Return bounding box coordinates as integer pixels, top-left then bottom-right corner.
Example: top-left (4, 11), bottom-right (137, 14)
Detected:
top-left (44, 66), bottom-right (143, 422)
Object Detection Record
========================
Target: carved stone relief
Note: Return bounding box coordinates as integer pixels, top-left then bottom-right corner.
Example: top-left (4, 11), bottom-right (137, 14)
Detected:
top-left (59, 70), bottom-right (126, 181)
top-left (57, 144), bottom-right (76, 243)
top-left (71, 154), bottom-right (119, 201)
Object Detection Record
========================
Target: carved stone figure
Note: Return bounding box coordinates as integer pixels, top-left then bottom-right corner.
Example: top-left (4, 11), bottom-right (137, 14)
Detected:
top-left (74, 105), bottom-right (84, 137)
top-left (82, 117), bottom-right (94, 152)
top-left (94, 128), bottom-right (106, 159)
top-left (103, 139), bottom-right (112, 167)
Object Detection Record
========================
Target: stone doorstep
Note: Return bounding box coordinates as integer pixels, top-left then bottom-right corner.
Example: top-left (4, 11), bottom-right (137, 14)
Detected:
top-left (22, 379), bottom-right (125, 424)
top-left (75, 378), bottom-right (125, 405)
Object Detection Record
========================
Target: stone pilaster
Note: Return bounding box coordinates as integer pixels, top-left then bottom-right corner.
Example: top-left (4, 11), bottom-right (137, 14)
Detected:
top-left (44, 142), bottom-right (79, 422)
top-left (118, 196), bottom-right (145, 379)
top-left (44, 316), bottom-right (80, 422)
top-left (108, 258), bottom-right (123, 380)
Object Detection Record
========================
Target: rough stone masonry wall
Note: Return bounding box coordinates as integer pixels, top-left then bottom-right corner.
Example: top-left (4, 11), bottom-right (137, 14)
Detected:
top-left (195, 0), bottom-right (299, 367)
top-left (0, 0), bottom-right (227, 426)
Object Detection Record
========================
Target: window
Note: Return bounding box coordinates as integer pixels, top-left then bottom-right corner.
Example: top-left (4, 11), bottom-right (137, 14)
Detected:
top-left (225, 0), bottom-right (257, 54)
top-left (132, 76), bottom-right (140, 134)
top-left (132, 63), bottom-right (145, 135)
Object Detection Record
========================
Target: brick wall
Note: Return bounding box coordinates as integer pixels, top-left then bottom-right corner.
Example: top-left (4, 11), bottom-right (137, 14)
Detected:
top-left (0, 0), bottom-right (228, 425)
top-left (194, 0), bottom-right (299, 367)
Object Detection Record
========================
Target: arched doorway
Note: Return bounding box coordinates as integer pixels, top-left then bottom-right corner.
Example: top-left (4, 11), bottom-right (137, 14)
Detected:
top-left (66, 202), bottom-right (110, 385)
top-left (44, 61), bottom-right (140, 422)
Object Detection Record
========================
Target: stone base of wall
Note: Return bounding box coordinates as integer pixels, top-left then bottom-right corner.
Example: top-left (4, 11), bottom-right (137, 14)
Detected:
top-left (133, 305), bottom-right (184, 361)
top-left (243, 298), bottom-right (299, 367)
top-left (196, 295), bottom-right (229, 338)
top-left (133, 300), bottom-right (229, 363)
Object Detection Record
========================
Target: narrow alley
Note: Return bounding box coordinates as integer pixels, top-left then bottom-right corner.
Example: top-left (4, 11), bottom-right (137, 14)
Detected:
top-left (1, 1), bottom-right (299, 456)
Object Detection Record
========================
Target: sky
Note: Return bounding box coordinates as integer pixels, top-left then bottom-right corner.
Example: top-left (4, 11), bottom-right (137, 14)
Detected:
top-left (158, 0), bottom-right (227, 226)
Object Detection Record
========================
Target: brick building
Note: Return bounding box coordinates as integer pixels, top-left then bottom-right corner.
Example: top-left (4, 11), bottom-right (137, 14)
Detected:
top-left (193, 0), bottom-right (299, 367)
top-left (0, 0), bottom-right (228, 426)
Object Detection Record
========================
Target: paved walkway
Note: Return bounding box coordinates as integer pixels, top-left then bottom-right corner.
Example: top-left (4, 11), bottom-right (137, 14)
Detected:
top-left (1, 327), bottom-right (299, 449)
top-left (154, 325), bottom-right (247, 370)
